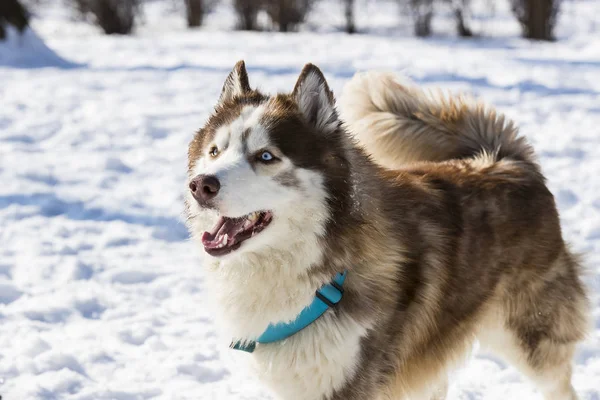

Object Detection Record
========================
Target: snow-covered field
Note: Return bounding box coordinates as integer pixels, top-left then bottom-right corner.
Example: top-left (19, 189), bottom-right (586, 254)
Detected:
top-left (1, 0), bottom-right (599, 399)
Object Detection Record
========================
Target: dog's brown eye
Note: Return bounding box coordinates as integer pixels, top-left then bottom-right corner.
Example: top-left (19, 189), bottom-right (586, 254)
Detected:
top-left (209, 146), bottom-right (219, 157)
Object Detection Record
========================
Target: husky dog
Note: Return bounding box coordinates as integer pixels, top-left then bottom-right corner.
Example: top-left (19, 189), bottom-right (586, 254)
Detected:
top-left (184, 61), bottom-right (589, 400)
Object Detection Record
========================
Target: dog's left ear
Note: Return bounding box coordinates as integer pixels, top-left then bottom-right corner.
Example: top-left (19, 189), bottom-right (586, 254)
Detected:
top-left (293, 64), bottom-right (338, 133)
top-left (219, 60), bottom-right (252, 104)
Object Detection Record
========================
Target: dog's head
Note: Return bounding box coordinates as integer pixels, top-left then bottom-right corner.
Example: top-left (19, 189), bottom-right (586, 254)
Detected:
top-left (185, 61), bottom-right (351, 261)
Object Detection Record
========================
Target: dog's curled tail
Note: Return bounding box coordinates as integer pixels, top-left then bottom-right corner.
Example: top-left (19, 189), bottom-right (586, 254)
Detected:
top-left (339, 71), bottom-right (535, 169)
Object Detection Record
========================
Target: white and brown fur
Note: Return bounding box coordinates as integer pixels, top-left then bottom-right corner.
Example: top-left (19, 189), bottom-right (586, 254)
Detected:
top-left (184, 61), bottom-right (590, 400)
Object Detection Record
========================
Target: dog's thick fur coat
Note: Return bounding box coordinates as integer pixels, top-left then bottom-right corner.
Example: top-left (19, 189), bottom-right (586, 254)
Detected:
top-left (185, 62), bottom-right (589, 400)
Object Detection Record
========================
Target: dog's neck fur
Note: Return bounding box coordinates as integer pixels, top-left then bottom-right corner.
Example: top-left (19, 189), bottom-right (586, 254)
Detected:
top-left (203, 145), bottom-right (385, 329)
top-left (203, 240), bottom-right (330, 341)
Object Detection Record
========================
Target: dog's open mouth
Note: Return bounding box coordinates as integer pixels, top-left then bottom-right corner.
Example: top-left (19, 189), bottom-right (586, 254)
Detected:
top-left (201, 211), bottom-right (273, 256)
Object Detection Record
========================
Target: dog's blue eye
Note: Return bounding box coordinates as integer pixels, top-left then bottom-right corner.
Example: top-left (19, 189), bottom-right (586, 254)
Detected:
top-left (260, 151), bottom-right (274, 162)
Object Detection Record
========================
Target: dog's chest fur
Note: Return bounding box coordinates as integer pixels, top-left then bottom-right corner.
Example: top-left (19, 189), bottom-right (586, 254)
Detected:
top-left (203, 249), bottom-right (370, 400)
top-left (251, 313), bottom-right (368, 400)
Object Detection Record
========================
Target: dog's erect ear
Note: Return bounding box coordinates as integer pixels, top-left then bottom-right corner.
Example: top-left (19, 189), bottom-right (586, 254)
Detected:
top-left (219, 60), bottom-right (251, 104)
top-left (292, 64), bottom-right (338, 133)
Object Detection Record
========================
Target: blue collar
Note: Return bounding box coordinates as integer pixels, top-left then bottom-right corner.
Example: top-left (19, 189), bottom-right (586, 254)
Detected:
top-left (230, 271), bottom-right (348, 353)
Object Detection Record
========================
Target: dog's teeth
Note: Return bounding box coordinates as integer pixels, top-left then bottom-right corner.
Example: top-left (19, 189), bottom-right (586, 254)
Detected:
top-left (214, 233), bottom-right (228, 248)
top-left (248, 212), bottom-right (259, 222)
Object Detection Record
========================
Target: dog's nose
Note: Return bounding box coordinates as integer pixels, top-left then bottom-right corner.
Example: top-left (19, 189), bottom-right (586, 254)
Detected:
top-left (189, 175), bottom-right (221, 202)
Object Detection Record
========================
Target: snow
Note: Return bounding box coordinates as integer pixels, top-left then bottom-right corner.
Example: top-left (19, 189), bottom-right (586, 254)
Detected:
top-left (1, 0), bottom-right (599, 399)
top-left (0, 25), bottom-right (79, 68)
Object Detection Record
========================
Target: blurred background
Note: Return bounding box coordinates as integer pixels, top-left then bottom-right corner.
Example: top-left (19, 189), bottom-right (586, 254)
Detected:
top-left (1, 0), bottom-right (592, 39)
top-left (1, 1), bottom-right (599, 399)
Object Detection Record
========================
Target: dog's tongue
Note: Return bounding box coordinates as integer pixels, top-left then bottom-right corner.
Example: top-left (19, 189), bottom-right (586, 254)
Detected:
top-left (201, 216), bottom-right (252, 249)
top-left (201, 212), bottom-right (273, 255)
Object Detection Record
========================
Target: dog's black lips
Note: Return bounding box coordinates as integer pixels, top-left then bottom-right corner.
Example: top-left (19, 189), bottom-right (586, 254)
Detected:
top-left (201, 211), bottom-right (273, 256)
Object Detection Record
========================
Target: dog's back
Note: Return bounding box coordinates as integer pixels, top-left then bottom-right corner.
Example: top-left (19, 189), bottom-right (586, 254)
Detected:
top-left (338, 71), bottom-right (590, 400)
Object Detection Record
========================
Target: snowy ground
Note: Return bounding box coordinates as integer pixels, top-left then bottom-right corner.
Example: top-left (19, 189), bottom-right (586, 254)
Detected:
top-left (1, 0), bottom-right (600, 399)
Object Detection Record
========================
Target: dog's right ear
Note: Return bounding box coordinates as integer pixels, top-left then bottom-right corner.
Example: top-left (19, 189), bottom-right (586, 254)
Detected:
top-left (219, 60), bottom-right (251, 104)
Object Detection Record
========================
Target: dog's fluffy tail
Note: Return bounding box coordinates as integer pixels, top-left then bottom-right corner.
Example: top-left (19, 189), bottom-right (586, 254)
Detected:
top-left (339, 71), bottom-right (535, 169)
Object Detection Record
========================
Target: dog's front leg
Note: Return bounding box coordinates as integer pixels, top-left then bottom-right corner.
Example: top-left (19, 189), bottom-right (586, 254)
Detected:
top-left (428, 379), bottom-right (448, 400)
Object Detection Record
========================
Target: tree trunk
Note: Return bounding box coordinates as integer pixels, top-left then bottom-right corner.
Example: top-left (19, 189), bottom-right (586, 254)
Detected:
top-left (278, 0), bottom-right (289, 32)
top-left (454, 8), bottom-right (472, 37)
top-left (411, 0), bottom-right (433, 37)
top-left (344, 0), bottom-right (355, 34)
top-left (241, 12), bottom-right (256, 31)
top-left (264, 0), bottom-right (311, 32)
top-left (414, 11), bottom-right (432, 37)
top-left (0, 0), bottom-right (29, 40)
top-left (527, 0), bottom-right (552, 40)
top-left (185, 0), bottom-right (203, 27)
top-left (87, 0), bottom-right (138, 35)
top-left (234, 0), bottom-right (259, 30)
top-left (512, 0), bottom-right (558, 41)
